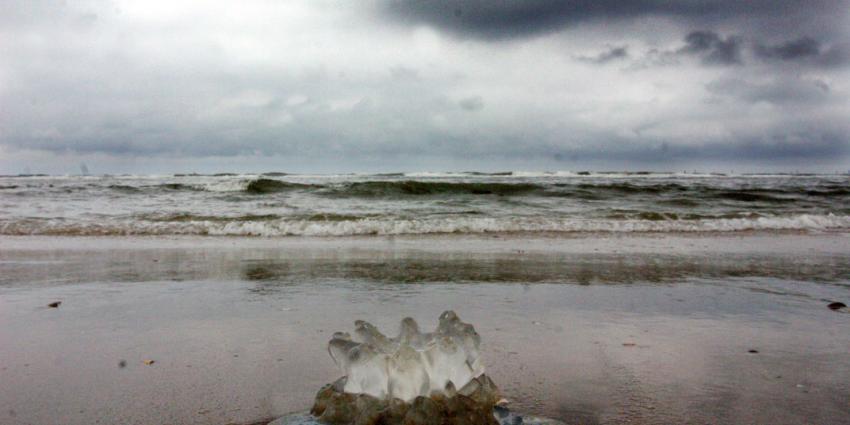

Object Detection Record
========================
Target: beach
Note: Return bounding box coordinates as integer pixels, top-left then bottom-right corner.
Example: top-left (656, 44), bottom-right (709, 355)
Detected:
top-left (5, 0), bottom-right (849, 422)
top-left (2, 232), bottom-right (848, 425)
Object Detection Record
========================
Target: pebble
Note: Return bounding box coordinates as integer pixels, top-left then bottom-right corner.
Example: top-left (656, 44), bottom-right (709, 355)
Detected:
top-left (827, 302), bottom-right (846, 311)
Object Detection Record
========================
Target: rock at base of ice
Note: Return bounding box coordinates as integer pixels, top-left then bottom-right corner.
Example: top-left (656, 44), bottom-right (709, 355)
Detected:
top-left (269, 406), bottom-right (566, 425)
top-left (309, 374), bottom-right (501, 425)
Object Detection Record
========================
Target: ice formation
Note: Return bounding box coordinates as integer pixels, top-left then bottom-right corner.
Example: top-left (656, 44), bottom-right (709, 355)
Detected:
top-left (327, 311), bottom-right (485, 402)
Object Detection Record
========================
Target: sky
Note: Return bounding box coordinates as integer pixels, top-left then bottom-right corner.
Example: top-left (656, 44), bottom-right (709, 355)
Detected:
top-left (1, 0), bottom-right (849, 174)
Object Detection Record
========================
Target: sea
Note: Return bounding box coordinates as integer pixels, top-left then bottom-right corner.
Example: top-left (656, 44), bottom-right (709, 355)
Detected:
top-left (1, 171), bottom-right (849, 237)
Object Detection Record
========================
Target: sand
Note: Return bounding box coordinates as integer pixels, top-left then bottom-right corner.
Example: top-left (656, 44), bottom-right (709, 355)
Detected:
top-left (1, 232), bottom-right (849, 424)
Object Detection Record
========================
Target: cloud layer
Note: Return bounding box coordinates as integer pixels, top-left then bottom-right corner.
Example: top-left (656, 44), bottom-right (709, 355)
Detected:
top-left (0, 0), bottom-right (848, 173)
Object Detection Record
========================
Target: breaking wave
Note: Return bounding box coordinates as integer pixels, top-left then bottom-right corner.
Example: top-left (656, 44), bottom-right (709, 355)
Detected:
top-left (244, 178), bottom-right (318, 194)
top-left (324, 181), bottom-right (543, 197)
top-left (97, 180), bottom-right (850, 203)
top-left (89, 177), bottom-right (850, 205)
top-left (2, 214), bottom-right (848, 237)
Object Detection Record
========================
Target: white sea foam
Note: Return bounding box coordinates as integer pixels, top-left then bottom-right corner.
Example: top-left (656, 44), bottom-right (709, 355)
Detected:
top-left (199, 179), bottom-right (252, 192)
top-left (2, 214), bottom-right (848, 237)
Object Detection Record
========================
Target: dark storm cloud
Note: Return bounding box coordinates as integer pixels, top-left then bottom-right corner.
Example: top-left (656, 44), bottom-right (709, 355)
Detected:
top-left (381, 0), bottom-right (714, 39)
top-left (633, 32), bottom-right (849, 69)
top-left (755, 37), bottom-right (850, 68)
top-left (755, 37), bottom-right (821, 60)
top-left (578, 46), bottom-right (628, 64)
top-left (629, 31), bottom-right (742, 68)
top-left (677, 31), bottom-right (742, 65)
top-left (380, 0), bottom-right (845, 40)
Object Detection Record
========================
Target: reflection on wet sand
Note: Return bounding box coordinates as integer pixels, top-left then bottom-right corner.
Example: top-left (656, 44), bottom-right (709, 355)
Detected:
top-left (3, 250), bottom-right (850, 288)
top-left (238, 254), bottom-right (850, 285)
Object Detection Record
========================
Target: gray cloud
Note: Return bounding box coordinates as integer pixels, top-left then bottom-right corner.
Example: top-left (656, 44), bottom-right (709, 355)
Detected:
top-left (578, 46), bottom-right (628, 64)
top-left (629, 31), bottom-right (742, 68)
top-left (755, 37), bottom-right (821, 60)
top-left (706, 77), bottom-right (831, 104)
top-left (755, 38), bottom-right (850, 68)
top-left (458, 96), bottom-right (484, 111)
top-left (545, 133), bottom-right (849, 163)
top-left (0, 0), bottom-right (848, 173)
top-left (678, 31), bottom-right (742, 65)
top-left (380, 0), bottom-right (847, 40)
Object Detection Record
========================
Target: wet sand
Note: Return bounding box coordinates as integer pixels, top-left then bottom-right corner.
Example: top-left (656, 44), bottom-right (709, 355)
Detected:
top-left (1, 233), bottom-right (849, 425)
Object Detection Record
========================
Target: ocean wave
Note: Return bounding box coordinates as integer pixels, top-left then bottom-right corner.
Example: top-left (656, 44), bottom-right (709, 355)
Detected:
top-left (2, 214), bottom-right (847, 237)
top-left (102, 179), bottom-right (320, 194)
top-left (13, 176), bottom-right (850, 202)
top-left (156, 183), bottom-right (203, 191)
top-left (107, 184), bottom-right (142, 193)
top-left (107, 182), bottom-right (207, 193)
top-left (139, 213), bottom-right (283, 222)
top-left (569, 182), bottom-right (689, 194)
top-left (244, 178), bottom-right (319, 194)
top-left (324, 181), bottom-right (543, 197)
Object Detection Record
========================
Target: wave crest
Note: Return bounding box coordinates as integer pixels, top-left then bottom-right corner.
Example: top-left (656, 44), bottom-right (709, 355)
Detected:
top-left (245, 178), bottom-right (318, 194)
top-left (327, 181), bottom-right (543, 197)
top-left (2, 214), bottom-right (847, 237)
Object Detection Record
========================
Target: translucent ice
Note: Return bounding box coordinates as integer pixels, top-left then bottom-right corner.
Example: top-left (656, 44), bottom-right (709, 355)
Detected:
top-left (326, 311), bottom-right (484, 401)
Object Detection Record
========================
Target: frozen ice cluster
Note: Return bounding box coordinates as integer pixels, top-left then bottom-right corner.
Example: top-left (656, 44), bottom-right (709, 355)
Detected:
top-left (327, 311), bottom-right (485, 402)
top-left (272, 312), bottom-right (563, 425)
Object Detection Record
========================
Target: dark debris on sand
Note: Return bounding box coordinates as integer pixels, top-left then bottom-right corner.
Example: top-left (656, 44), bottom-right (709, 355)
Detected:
top-left (827, 302), bottom-right (846, 311)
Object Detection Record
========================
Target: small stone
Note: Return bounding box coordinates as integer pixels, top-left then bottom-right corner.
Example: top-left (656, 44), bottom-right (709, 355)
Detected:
top-left (445, 394), bottom-right (498, 425)
top-left (318, 392), bottom-right (358, 424)
top-left (142, 359), bottom-right (155, 366)
top-left (381, 398), bottom-right (410, 424)
top-left (352, 394), bottom-right (387, 425)
top-left (748, 349), bottom-right (759, 354)
top-left (312, 379), bottom-right (360, 424)
top-left (311, 383), bottom-right (337, 417)
top-left (402, 396), bottom-right (442, 425)
top-left (827, 302), bottom-right (846, 310)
